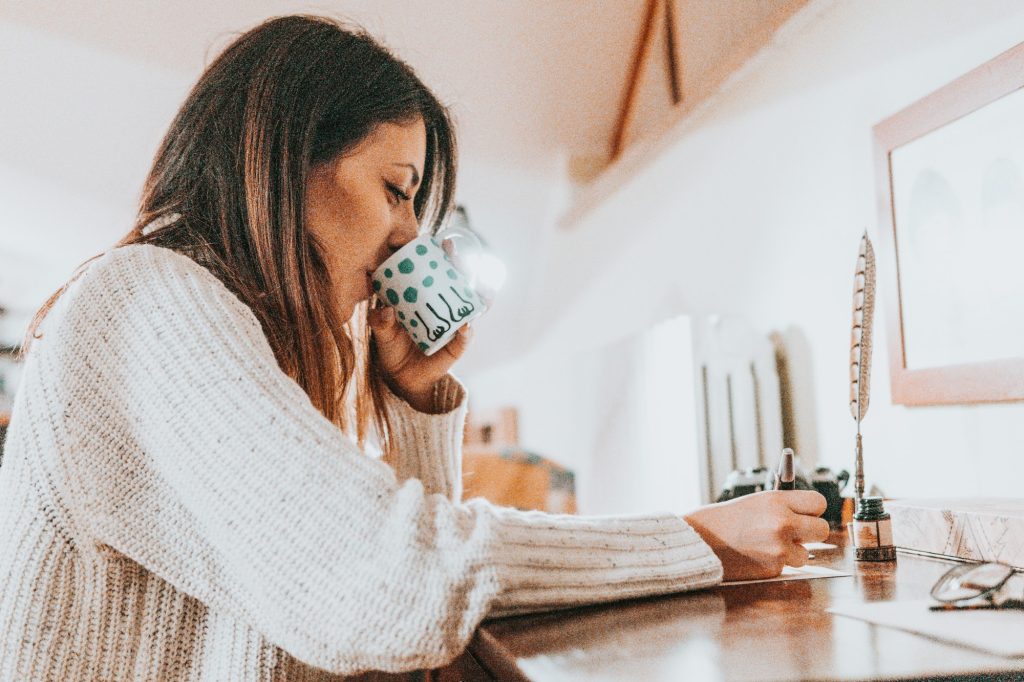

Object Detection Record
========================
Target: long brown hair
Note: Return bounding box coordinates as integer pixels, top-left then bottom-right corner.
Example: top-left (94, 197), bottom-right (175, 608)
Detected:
top-left (26, 15), bottom-right (458, 454)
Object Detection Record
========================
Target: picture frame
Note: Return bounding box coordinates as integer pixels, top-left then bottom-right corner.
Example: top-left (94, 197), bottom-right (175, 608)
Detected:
top-left (873, 41), bottom-right (1024, 406)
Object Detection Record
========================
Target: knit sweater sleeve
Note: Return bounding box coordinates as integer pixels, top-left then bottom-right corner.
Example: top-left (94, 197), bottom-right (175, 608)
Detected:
top-left (381, 375), bottom-right (466, 501)
top-left (45, 245), bottom-right (722, 675)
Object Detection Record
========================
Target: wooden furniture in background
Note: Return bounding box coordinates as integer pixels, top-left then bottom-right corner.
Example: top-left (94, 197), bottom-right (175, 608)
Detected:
top-left (464, 406), bottom-right (519, 449)
top-left (874, 40), bottom-right (1024, 405)
top-left (462, 448), bottom-right (577, 514)
top-left (462, 406), bottom-right (576, 513)
top-left (471, 531), bottom-right (1024, 681)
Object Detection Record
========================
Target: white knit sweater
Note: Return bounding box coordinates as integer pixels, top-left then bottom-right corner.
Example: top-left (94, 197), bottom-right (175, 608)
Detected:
top-left (0, 245), bottom-right (722, 681)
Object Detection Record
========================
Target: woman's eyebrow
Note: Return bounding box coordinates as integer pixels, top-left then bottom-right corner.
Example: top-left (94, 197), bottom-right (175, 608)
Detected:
top-left (392, 163), bottom-right (421, 187)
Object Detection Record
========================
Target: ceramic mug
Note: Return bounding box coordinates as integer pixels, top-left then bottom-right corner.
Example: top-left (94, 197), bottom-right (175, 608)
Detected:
top-left (371, 235), bottom-right (485, 355)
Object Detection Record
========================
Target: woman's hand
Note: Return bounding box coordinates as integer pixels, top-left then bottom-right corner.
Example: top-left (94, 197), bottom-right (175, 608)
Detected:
top-left (368, 304), bottom-right (472, 413)
top-left (683, 490), bottom-right (830, 581)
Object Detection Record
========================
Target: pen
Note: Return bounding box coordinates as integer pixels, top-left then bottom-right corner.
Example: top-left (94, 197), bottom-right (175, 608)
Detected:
top-left (774, 448), bottom-right (796, 490)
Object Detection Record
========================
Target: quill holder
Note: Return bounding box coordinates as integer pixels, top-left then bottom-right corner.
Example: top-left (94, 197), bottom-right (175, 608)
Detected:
top-left (847, 232), bottom-right (895, 561)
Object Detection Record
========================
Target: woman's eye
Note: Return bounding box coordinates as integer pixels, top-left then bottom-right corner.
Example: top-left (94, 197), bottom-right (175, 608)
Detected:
top-left (386, 183), bottom-right (410, 205)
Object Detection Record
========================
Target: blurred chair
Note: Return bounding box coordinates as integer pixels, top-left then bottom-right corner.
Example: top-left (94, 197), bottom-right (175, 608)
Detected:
top-left (692, 316), bottom-right (785, 503)
top-left (462, 407), bottom-right (577, 514)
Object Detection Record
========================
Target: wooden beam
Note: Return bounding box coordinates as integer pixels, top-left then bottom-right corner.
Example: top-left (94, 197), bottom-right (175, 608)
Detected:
top-left (611, 0), bottom-right (661, 160)
top-left (664, 0), bottom-right (682, 105)
top-left (572, 0), bottom-right (816, 229)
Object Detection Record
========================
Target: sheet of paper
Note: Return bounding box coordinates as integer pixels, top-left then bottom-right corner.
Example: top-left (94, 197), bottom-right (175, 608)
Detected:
top-left (829, 599), bottom-right (1024, 657)
top-left (720, 564), bottom-right (851, 586)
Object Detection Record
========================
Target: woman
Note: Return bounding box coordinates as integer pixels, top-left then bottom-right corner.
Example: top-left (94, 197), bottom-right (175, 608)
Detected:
top-left (0, 15), bottom-right (828, 681)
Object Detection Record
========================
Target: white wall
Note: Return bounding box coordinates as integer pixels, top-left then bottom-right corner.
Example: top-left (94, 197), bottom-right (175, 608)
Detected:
top-left (465, 0), bottom-right (1024, 511)
top-left (0, 21), bottom-right (192, 336)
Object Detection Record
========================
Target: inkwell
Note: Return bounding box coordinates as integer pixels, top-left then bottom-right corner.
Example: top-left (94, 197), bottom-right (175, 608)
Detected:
top-left (848, 232), bottom-right (895, 562)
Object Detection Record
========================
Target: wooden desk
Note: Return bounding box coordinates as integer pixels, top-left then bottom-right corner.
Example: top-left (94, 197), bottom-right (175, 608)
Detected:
top-left (470, 531), bottom-right (1024, 681)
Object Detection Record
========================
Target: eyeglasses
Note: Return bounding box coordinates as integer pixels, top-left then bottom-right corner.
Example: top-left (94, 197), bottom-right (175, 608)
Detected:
top-left (929, 562), bottom-right (1024, 611)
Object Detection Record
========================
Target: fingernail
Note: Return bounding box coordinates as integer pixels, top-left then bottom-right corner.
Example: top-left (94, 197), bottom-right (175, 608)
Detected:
top-left (461, 324), bottom-right (474, 340)
top-left (382, 307), bottom-right (395, 323)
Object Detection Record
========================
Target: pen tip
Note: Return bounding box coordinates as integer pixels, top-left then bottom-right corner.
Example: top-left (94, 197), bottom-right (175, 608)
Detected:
top-left (780, 448), bottom-right (795, 483)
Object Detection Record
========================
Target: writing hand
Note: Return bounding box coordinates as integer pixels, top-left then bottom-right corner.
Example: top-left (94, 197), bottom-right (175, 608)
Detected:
top-left (683, 490), bottom-right (829, 581)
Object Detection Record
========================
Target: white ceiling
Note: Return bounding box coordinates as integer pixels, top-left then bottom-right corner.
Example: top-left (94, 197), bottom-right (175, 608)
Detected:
top-left (0, 1), bottom-right (646, 365)
top-left (1, 1), bottom-right (645, 187)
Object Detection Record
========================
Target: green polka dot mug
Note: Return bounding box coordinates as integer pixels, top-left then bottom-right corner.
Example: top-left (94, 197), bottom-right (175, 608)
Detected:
top-left (371, 234), bottom-right (486, 356)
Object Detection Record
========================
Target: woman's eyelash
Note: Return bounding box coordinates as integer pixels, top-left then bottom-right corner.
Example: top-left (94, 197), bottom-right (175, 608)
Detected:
top-left (386, 183), bottom-right (411, 203)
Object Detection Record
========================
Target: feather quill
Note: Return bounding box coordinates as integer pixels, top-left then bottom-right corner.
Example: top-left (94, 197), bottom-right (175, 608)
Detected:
top-left (849, 231), bottom-right (876, 500)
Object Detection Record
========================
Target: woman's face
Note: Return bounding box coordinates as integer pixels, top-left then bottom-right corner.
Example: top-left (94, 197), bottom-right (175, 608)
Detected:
top-left (305, 118), bottom-right (426, 320)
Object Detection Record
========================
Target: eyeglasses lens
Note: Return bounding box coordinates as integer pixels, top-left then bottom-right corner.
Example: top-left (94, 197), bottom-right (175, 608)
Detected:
top-left (932, 563), bottom-right (1014, 603)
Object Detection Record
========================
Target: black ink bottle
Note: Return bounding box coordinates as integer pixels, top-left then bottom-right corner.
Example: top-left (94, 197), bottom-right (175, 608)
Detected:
top-left (850, 496), bottom-right (896, 562)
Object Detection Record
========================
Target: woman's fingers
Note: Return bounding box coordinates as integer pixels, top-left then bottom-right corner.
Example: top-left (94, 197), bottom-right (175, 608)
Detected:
top-left (799, 515), bottom-right (832, 544)
top-left (412, 325), bottom-right (472, 380)
top-left (440, 324), bottom-right (474, 361)
top-left (780, 492), bottom-right (830, 544)
top-left (782, 490), bottom-right (828, 517)
top-left (368, 306), bottom-right (472, 406)
top-left (368, 305), bottom-right (403, 345)
top-left (784, 500), bottom-right (829, 567)
top-left (785, 542), bottom-right (810, 568)
top-left (782, 513), bottom-right (831, 544)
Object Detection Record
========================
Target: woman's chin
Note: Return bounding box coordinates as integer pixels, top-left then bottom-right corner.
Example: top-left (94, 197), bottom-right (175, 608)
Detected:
top-left (331, 295), bottom-right (358, 322)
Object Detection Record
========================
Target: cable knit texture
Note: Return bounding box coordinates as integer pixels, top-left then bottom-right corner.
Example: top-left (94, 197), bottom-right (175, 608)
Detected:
top-left (0, 245), bottom-right (722, 681)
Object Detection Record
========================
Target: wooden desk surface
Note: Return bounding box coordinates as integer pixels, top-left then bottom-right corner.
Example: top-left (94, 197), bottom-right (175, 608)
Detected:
top-left (472, 531), bottom-right (1024, 681)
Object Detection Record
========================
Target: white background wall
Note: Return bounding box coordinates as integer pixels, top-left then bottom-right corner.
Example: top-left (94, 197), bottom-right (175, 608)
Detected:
top-left (465, 0), bottom-right (1024, 513)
